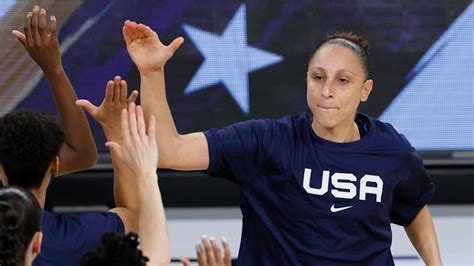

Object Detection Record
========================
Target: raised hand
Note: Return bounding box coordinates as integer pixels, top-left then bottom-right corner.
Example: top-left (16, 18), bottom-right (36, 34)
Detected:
top-left (105, 103), bottom-right (158, 179)
top-left (12, 5), bottom-right (61, 74)
top-left (180, 236), bottom-right (232, 266)
top-left (123, 20), bottom-right (184, 74)
top-left (76, 76), bottom-right (138, 141)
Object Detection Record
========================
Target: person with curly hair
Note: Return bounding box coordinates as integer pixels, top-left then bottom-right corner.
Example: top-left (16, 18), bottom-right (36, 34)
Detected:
top-left (1, 6), bottom-right (139, 266)
top-left (0, 186), bottom-right (42, 266)
top-left (120, 20), bottom-right (443, 266)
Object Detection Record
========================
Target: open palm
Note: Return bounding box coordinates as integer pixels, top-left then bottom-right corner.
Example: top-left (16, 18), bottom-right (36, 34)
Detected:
top-left (123, 20), bottom-right (184, 73)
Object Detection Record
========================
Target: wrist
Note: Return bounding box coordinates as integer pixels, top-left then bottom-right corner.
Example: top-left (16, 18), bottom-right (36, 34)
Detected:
top-left (43, 64), bottom-right (64, 77)
top-left (139, 67), bottom-right (164, 77)
top-left (137, 173), bottom-right (159, 189)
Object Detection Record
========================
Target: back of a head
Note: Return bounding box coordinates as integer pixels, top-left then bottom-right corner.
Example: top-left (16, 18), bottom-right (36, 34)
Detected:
top-left (0, 111), bottom-right (65, 189)
top-left (0, 186), bottom-right (41, 266)
top-left (82, 232), bottom-right (149, 266)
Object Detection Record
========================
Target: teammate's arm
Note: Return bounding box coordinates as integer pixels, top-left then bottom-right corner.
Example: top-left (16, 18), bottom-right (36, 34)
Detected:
top-left (404, 206), bottom-right (443, 266)
top-left (77, 77), bottom-right (140, 233)
top-left (123, 20), bottom-right (209, 171)
top-left (12, 6), bottom-right (98, 175)
top-left (106, 104), bottom-right (171, 266)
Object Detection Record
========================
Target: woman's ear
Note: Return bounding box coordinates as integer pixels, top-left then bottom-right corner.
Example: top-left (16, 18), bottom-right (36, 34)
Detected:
top-left (32, 232), bottom-right (43, 255)
top-left (360, 79), bottom-right (373, 102)
top-left (50, 156), bottom-right (60, 175)
top-left (0, 165), bottom-right (8, 186)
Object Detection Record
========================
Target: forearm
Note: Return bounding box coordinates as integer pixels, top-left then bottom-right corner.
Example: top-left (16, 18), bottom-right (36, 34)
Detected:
top-left (140, 69), bottom-right (181, 167)
top-left (101, 127), bottom-right (140, 226)
top-left (138, 175), bottom-right (170, 266)
top-left (405, 206), bottom-right (442, 266)
top-left (111, 158), bottom-right (140, 216)
top-left (45, 68), bottom-right (98, 172)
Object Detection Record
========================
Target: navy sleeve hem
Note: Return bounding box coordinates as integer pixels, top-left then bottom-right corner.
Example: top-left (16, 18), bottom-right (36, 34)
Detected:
top-left (399, 185), bottom-right (435, 227)
top-left (203, 130), bottom-right (217, 173)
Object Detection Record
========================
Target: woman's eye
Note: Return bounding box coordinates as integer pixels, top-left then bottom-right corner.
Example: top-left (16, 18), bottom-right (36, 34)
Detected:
top-left (314, 75), bottom-right (324, 80)
top-left (338, 78), bottom-right (348, 84)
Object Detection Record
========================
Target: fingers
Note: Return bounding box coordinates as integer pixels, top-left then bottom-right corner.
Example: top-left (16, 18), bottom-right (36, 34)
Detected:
top-left (222, 238), bottom-right (231, 266)
top-left (123, 20), bottom-right (161, 43)
top-left (38, 8), bottom-right (48, 41)
top-left (105, 80), bottom-right (114, 102)
top-left (136, 106), bottom-right (146, 138)
top-left (11, 30), bottom-right (27, 47)
top-left (123, 20), bottom-right (139, 41)
top-left (50, 15), bottom-right (58, 41)
top-left (120, 108), bottom-right (131, 145)
top-left (119, 80), bottom-right (128, 102)
top-left (136, 23), bottom-right (148, 39)
top-left (75, 99), bottom-right (98, 117)
top-left (127, 90), bottom-right (139, 103)
top-left (32, 6), bottom-right (42, 47)
top-left (210, 237), bottom-right (222, 263)
top-left (147, 114), bottom-right (156, 144)
top-left (122, 26), bottom-right (132, 45)
top-left (179, 257), bottom-right (192, 266)
top-left (127, 103), bottom-right (139, 141)
top-left (25, 12), bottom-right (34, 47)
top-left (196, 244), bottom-right (207, 266)
top-left (201, 236), bottom-right (216, 265)
top-left (113, 76), bottom-right (121, 101)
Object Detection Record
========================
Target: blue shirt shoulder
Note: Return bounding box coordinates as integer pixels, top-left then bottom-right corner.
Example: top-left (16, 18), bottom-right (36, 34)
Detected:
top-left (33, 210), bottom-right (124, 266)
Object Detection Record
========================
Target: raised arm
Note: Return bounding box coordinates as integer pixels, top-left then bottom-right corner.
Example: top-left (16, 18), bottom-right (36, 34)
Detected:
top-left (123, 20), bottom-right (208, 170)
top-left (12, 6), bottom-right (97, 175)
top-left (76, 76), bottom-right (140, 233)
top-left (106, 103), bottom-right (170, 266)
top-left (404, 206), bottom-right (443, 266)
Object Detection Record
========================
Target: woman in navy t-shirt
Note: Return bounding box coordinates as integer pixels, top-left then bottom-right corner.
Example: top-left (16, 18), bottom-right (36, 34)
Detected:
top-left (123, 21), bottom-right (443, 266)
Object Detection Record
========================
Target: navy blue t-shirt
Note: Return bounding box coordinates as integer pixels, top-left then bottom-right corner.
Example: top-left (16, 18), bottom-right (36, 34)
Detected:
top-left (204, 113), bottom-right (434, 266)
top-left (33, 210), bottom-right (124, 266)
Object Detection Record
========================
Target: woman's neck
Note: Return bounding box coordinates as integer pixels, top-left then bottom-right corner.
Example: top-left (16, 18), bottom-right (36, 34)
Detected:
top-left (30, 187), bottom-right (46, 209)
top-left (312, 119), bottom-right (360, 143)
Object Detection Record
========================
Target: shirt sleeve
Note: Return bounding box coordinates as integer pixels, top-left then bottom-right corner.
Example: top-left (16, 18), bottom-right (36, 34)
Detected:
top-left (58, 211), bottom-right (125, 248)
top-left (204, 118), bottom-right (289, 184)
top-left (390, 148), bottom-right (435, 226)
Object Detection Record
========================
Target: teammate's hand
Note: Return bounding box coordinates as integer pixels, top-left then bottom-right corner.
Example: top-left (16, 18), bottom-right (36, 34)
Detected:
top-left (12, 6), bottom-right (62, 75)
top-left (76, 76), bottom-right (138, 141)
top-left (180, 236), bottom-right (232, 266)
top-left (105, 103), bottom-right (158, 179)
top-left (123, 20), bottom-right (184, 74)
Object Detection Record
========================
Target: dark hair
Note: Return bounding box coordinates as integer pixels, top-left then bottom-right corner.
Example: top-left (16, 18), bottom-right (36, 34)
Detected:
top-left (0, 186), bottom-right (41, 266)
top-left (309, 31), bottom-right (370, 78)
top-left (0, 111), bottom-right (65, 189)
top-left (82, 232), bottom-right (149, 266)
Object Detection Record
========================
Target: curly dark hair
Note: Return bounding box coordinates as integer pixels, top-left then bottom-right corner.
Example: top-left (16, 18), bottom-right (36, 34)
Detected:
top-left (0, 186), bottom-right (41, 266)
top-left (309, 31), bottom-right (371, 78)
top-left (0, 111), bottom-right (65, 189)
top-left (82, 232), bottom-right (149, 266)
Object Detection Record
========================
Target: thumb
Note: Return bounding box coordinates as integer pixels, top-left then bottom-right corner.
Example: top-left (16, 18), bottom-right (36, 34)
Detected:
top-left (179, 257), bottom-right (192, 266)
top-left (12, 30), bottom-right (27, 47)
top-left (105, 142), bottom-right (123, 158)
top-left (168, 36), bottom-right (184, 53)
top-left (76, 99), bottom-right (98, 116)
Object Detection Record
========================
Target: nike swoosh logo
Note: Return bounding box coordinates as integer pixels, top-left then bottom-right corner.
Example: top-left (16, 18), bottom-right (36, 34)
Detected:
top-left (330, 204), bottom-right (353, 213)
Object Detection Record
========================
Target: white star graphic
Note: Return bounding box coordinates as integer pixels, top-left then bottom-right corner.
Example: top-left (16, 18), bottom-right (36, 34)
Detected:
top-left (182, 4), bottom-right (283, 114)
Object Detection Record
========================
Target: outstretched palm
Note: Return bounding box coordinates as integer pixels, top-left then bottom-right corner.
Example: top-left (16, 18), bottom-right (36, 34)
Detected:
top-left (123, 20), bottom-right (184, 73)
